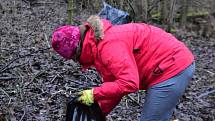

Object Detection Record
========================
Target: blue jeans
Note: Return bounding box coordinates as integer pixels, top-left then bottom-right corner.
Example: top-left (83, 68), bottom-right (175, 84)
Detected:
top-left (140, 62), bottom-right (195, 121)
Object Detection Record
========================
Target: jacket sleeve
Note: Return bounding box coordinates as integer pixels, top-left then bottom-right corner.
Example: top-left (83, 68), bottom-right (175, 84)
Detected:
top-left (98, 96), bottom-right (123, 116)
top-left (93, 40), bottom-right (139, 101)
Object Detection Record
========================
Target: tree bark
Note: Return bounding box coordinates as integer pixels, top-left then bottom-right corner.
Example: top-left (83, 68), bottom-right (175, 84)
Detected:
top-left (180, 0), bottom-right (189, 29)
top-left (67, 0), bottom-right (73, 24)
top-left (167, 0), bottom-right (176, 32)
top-left (160, 0), bottom-right (168, 24)
top-left (143, 0), bottom-right (149, 22)
top-left (134, 0), bottom-right (145, 22)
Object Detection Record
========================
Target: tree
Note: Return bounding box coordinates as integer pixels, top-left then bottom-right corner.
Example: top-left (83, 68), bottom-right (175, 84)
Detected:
top-left (167, 0), bottom-right (176, 32)
top-left (67, 0), bottom-right (73, 24)
top-left (160, 0), bottom-right (168, 24)
top-left (134, 0), bottom-right (145, 22)
top-left (180, 0), bottom-right (189, 29)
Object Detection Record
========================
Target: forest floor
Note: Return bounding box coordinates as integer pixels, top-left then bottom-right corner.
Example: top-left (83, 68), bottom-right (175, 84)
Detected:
top-left (0, 0), bottom-right (214, 121)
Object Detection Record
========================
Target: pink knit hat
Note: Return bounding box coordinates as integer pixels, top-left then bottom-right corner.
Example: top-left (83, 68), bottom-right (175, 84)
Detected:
top-left (52, 26), bottom-right (80, 59)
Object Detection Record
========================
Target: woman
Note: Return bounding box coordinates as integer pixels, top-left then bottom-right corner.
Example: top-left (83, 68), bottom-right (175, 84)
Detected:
top-left (52, 15), bottom-right (195, 121)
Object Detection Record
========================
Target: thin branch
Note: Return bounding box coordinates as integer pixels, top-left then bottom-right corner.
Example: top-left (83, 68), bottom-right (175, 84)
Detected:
top-left (0, 87), bottom-right (12, 105)
top-left (197, 89), bottom-right (215, 98)
top-left (127, 95), bottom-right (140, 106)
top-left (127, 0), bottom-right (136, 22)
top-left (125, 99), bottom-right (129, 108)
top-left (50, 74), bottom-right (59, 83)
top-left (44, 33), bottom-right (50, 48)
top-left (203, 69), bottom-right (215, 76)
top-left (0, 47), bottom-right (50, 73)
top-left (24, 7), bottom-right (55, 38)
top-left (3, 62), bottom-right (28, 73)
top-left (24, 70), bottom-right (46, 87)
top-left (147, 0), bottom-right (164, 14)
top-left (19, 109), bottom-right (26, 121)
top-left (0, 76), bottom-right (19, 80)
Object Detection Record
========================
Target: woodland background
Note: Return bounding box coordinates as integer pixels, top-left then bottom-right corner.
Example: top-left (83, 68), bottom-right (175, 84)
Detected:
top-left (0, 0), bottom-right (214, 121)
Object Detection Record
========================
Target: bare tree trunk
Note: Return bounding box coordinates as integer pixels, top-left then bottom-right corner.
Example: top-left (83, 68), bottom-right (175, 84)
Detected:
top-left (94, 0), bottom-right (102, 12)
top-left (143, 0), bottom-right (149, 22)
top-left (180, 0), bottom-right (189, 29)
top-left (160, 0), bottom-right (168, 24)
top-left (120, 0), bottom-right (124, 9)
top-left (67, 0), bottom-right (73, 24)
top-left (110, 0), bottom-right (117, 7)
top-left (115, 0), bottom-right (122, 9)
top-left (0, 3), bottom-right (2, 19)
top-left (134, 0), bottom-right (145, 22)
top-left (167, 0), bottom-right (176, 32)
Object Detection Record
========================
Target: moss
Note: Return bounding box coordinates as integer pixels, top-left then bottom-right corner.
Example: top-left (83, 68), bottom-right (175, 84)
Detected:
top-left (187, 11), bottom-right (209, 17)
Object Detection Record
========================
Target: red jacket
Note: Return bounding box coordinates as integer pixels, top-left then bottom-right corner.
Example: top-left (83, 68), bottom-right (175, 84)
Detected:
top-left (79, 18), bottom-right (194, 115)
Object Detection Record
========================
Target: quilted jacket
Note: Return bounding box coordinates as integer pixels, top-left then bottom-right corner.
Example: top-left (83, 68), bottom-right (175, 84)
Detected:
top-left (79, 16), bottom-right (194, 115)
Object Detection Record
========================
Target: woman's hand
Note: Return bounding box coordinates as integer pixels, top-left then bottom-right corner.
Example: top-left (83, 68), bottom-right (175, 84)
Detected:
top-left (78, 89), bottom-right (94, 106)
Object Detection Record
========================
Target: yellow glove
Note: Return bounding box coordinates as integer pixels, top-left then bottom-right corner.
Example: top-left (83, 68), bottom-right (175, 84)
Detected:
top-left (78, 89), bottom-right (94, 106)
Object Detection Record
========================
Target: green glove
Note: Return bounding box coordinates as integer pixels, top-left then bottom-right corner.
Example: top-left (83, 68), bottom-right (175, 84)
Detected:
top-left (78, 89), bottom-right (94, 106)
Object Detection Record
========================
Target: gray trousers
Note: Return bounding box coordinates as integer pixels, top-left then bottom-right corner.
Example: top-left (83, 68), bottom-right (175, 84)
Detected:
top-left (140, 62), bottom-right (195, 121)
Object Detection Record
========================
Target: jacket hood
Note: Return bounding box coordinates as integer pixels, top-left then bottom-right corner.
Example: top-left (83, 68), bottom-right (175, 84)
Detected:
top-left (85, 15), bottom-right (112, 41)
top-left (79, 16), bottom-right (112, 68)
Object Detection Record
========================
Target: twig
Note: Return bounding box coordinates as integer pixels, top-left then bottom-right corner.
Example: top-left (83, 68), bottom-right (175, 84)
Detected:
top-left (0, 76), bottom-right (19, 80)
top-left (19, 109), bottom-right (26, 121)
top-left (68, 79), bottom-right (83, 86)
top-left (1, 1), bottom-right (54, 73)
top-left (127, 0), bottom-right (136, 22)
top-left (3, 62), bottom-right (28, 73)
top-left (31, 1), bottom-right (55, 5)
top-left (125, 99), bottom-right (128, 108)
top-left (24, 70), bottom-right (46, 87)
top-left (137, 92), bottom-right (140, 103)
top-left (127, 95), bottom-right (140, 106)
top-left (147, 0), bottom-right (164, 14)
top-left (0, 47), bottom-right (50, 73)
top-left (44, 33), bottom-right (50, 48)
top-left (0, 56), bottom-right (22, 73)
top-left (172, 119), bottom-right (179, 121)
top-left (203, 69), bottom-right (215, 76)
top-left (24, 6), bottom-right (55, 38)
top-left (49, 90), bottom-right (70, 99)
top-left (20, 77), bottom-right (25, 100)
top-left (51, 90), bottom-right (65, 96)
top-left (196, 98), bottom-right (211, 107)
top-left (72, 73), bottom-right (88, 81)
top-left (197, 89), bottom-right (215, 98)
top-left (50, 74), bottom-right (59, 83)
top-left (0, 87), bottom-right (12, 105)
top-left (0, 48), bottom-right (11, 51)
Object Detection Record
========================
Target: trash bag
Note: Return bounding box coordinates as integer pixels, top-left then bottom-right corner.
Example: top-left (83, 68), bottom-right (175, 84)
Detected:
top-left (66, 97), bottom-right (106, 121)
top-left (98, 2), bottom-right (131, 25)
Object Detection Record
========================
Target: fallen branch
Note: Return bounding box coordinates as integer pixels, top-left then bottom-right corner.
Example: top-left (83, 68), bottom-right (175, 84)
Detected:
top-left (24, 70), bottom-right (46, 87)
top-left (147, 0), bottom-right (164, 14)
top-left (203, 69), bottom-right (215, 76)
top-left (197, 89), bottom-right (215, 98)
top-left (2, 62), bottom-right (28, 73)
top-left (127, 0), bottom-right (136, 22)
top-left (19, 109), bottom-right (26, 121)
top-left (0, 47), bottom-right (50, 73)
top-left (0, 76), bottom-right (19, 80)
top-left (0, 87), bottom-right (11, 105)
top-left (0, 3), bottom-right (54, 73)
top-left (24, 5), bottom-right (55, 38)
top-left (127, 95), bottom-right (140, 106)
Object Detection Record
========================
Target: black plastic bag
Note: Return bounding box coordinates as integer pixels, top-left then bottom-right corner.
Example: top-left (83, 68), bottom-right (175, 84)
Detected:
top-left (98, 2), bottom-right (131, 25)
top-left (66, 97), bottom-right (106, 121)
